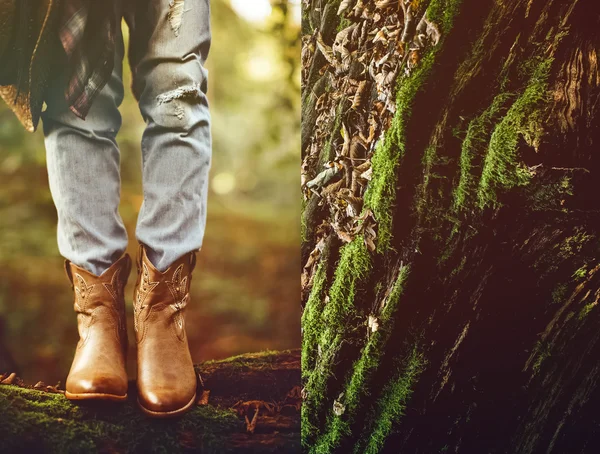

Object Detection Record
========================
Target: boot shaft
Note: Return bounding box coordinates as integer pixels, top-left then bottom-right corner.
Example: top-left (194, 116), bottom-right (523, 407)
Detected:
top-left (133, 244), bottom-right (196, 343)
top-left (65, 254), bottom-right (131, 349)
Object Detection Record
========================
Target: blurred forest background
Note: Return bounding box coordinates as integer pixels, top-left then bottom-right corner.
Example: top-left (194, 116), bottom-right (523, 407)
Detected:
top-left (0, 0), bottom-right (300, 384)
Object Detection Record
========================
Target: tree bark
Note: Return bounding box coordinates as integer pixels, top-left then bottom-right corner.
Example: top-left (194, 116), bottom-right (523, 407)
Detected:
top-left (0, 349), bottom-right (300, 453)
top-left (301, 0), bottom-right (600, 452)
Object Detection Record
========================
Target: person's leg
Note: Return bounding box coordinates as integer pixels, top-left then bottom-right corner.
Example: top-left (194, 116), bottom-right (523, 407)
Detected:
top-left (126, 0), bottom-right (211, 417)
top-left (128, 0), bottom-right (212, 272)
top-left (42, 26), bottom-right (128, 276)
top-left (42, 21), bottom-right (131, 402)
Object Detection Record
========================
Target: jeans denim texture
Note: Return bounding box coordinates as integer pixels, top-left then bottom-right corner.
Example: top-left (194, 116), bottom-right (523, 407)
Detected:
top-left (42, 0), bottom-right (212, 275)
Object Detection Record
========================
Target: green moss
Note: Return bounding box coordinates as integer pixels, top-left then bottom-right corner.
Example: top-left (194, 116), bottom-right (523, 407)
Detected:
top-left (302, 238), bottom-right (372, 447)
top-left (450, 255), bottom-right (467, 278)
top-left (578, 302), bottom-right (597, 321)
top-left (426, 0), bottom-right (463, 34)
top-left (527, 173), bottom-right (576, 212)
top-left (560, 175), bottom-right (574, 196)
top-left (312, 266), bottom-right (411, 452)
top-left (400, 0), bottom-right (462, 223)
top-left (337, 16), bottom-right (352, 32)
top-left (477, 58), bottom-right (553, 209)
top-left (303, 0), bottom-right (461, 448)
top-left (531, 340), bottom-right (552, 374)
top-left (302, 261), bottom-right (329, 379)
top-left (572, 265), bottom-right (588, 281)
top-left (560, 231), bottom-right (594, 258)
top-left (551, 283), bottom-right (568, 304)
top-left (375, 0), bottom-right (462, 235)
top-left (364, 50), bottom-right (436, 252)
top-left (453, 93), bottom-right (512, 212)
top-left (532, 229), bottom-right (595, 279)
top-left (363, 138), bottom-right (400, 253)
top-left (355, 346), bottom-right (425, 454)
top-left (0, 385), bottom-right (240, 454)
top-left (320, 238), bottom-right (371, 344)
top-left (199, 348), bottom-right (288, 369)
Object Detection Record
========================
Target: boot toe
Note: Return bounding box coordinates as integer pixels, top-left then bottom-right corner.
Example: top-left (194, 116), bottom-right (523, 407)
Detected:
top-left (66, 374), bottom-right (128, 399)
top-left (138, 386), bottom-right (196, 416)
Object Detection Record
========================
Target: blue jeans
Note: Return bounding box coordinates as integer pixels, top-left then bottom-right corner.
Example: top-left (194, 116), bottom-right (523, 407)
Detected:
top-left (42, 0), bottom-right (212, 275)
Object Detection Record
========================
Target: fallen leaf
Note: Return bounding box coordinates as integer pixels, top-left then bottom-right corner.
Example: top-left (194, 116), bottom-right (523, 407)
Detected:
top-left (1, 372), bottom-right (16, 385)
top-left (351, 80), bottom-right (368, 110)
top-left (333, 393), bottom-right (346, 416)
top-left (316, 33), bottom-right (336, 66)
top-left (368, 315), bottom-right (379, 333)
top-left (245, 410), bottom-right (259, 434)
top-left (197, 390), bottom-right (210, 406)
top-left (337, 0), bottom-right (351, 16)
top-left (306, 166), bottom-right (340, 189)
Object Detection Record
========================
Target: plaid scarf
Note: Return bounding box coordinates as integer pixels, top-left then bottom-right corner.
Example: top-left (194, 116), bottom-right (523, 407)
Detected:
top-left (58, 0), bottom-right (119, 119)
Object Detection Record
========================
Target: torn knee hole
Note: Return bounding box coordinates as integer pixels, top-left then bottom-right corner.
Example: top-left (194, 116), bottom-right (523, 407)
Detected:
top-left (157, 84), bottom-right (203, 105)
top-left (156, 84), bottom-right (203, 121)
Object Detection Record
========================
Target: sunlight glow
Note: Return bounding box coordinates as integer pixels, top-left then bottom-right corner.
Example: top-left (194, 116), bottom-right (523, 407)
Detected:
top-left (247, 54), bottom-right (277, 81)
top-left (290, 0), bottom-right (301, 24)
top-left (230, 0), bottom-right (272, 23)
top-left (212, 172), bottom-right (237, 195)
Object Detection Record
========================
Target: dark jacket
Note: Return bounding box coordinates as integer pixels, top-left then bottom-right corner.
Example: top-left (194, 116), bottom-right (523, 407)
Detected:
top-left (0, 0), bottom-right (64, 132)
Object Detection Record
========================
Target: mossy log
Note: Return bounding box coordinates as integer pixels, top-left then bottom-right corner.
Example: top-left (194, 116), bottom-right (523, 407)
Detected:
top-left (0, 349), bottom-right (300, 453)
top-left (302, 0), bottom-right (600, 452)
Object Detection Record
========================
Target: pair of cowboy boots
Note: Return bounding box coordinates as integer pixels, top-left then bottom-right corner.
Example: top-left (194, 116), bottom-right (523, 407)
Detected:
top-left (63, 244), bottom-right (198, 417)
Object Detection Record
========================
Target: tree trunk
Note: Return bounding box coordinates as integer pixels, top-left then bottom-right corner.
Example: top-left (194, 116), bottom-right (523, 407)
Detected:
top-left (301, 0), bottom-right (600, 453)
top-left (0, 350), bottom-right (300, 453)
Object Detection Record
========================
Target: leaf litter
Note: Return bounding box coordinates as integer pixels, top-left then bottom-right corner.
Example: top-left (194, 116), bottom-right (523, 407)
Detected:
top-left (301, 0), bottom-right (441, 298)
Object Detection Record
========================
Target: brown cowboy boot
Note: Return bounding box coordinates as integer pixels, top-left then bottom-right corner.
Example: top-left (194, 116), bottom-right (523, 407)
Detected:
top-left (133, 244), bottom-right (197, 417)
top-left (64, 254), bottom-right (131, 401)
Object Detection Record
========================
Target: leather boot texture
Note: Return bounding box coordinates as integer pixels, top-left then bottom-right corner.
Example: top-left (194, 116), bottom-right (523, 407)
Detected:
top-left (133, 244), bottom-right (198, 417)
top-left (64, 254), bottom-right (131, 401)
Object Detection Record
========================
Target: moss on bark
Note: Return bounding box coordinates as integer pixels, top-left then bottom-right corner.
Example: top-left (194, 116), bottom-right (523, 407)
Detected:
top-left (302, 0), bottom-right (600, 452)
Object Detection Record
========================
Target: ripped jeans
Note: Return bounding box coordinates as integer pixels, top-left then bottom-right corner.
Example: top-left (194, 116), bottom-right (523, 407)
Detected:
top-left (41, 0), bottom-right (212, 275)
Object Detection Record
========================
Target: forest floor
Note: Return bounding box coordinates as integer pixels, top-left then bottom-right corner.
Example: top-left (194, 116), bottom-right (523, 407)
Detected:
top-left (0, 349), bottom-right (300, 453)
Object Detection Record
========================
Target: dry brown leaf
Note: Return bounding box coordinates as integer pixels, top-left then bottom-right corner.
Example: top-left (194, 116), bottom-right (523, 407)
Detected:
top-left (245, 410), bottom-right (259, 434)
top-left (353, 0), bottom-right (366, 17)
top-left (337, 0), bottom-right (352, 16)
top-left (322, 178), bottom-right (346, 196)
top-left (341, 123), bottom-right (351, 156)
top-left (368, 315), bottom-right (379, 333)
top-left (365, 234), bottom-right (376, 252)
top-left (333, 393), bottom-right (346, 416)
top-left (332, 222), bottom-right (355, 243)
top-left (350, 137), bottom-right (367, 163)
top-left (306, 165), bottom-right (340, 189)
top-left (400, 2), bottom-right (414, 43)
top-left (233, 400), bottom-right (278, 417)
top-left (45, 384), bottom-right (63, 394)
top-left (375, 0), bottom-right (394, 8)
top-left (1, 372), bottom-right (16, 385)
top-left (287, 386), bottom-right (302, 400)
top-left (373, 28), bottom-right (388, 45)
top-left (351, 80), bottom-right (368, 110)
top-left (316, 33), bottom-right (336, 66)
top-left (197, 390), bottom-right (210, 406)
